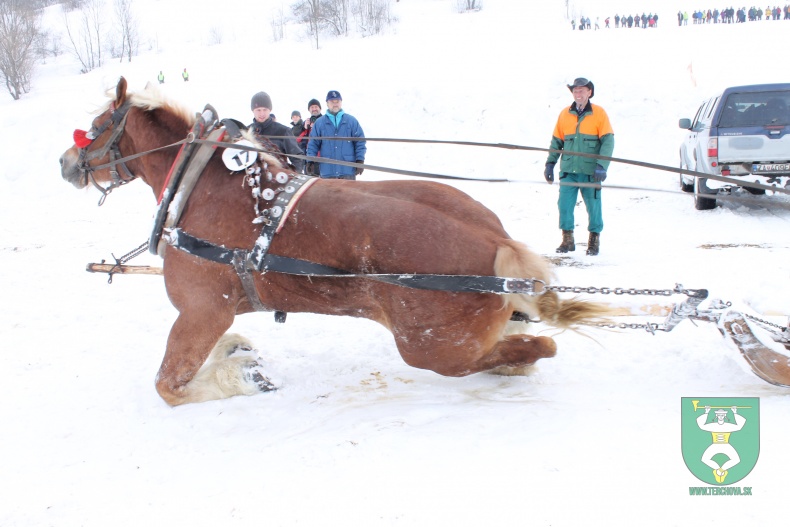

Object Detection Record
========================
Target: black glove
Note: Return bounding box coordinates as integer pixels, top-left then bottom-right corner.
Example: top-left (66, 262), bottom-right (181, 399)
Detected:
top-left (356, 161), bottom-right (364, 175)
top-left (544, 162), bottom-right (555, 184)
top-left (306, 162), bottom-right (315, 174)
top-left (593, 164), bottom-right (607, 182)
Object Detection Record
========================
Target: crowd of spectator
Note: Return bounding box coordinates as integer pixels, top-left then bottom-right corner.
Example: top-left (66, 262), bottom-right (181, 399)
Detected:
top-left (572, 6), bottom-right (790, 30)
top-left (678, 6), bottom-right (790, 24)
top-left (571, 13), bottom-right (659, 30)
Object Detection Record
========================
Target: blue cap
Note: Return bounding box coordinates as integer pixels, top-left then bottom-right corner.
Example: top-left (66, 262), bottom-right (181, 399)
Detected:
top-left (326, 90), bottom-right (342, 101)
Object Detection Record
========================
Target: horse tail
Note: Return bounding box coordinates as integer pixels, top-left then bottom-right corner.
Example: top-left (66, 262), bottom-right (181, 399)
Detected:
top-left (494, 240), bottom-right (613, 330)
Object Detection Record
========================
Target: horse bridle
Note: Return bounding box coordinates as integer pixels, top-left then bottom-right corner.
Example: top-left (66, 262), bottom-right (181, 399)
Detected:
top-left (76, 101), bottom-right (137, 205)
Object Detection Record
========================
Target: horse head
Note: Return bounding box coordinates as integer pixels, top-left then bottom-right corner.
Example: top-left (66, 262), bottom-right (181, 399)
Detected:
top-left (59, 76), bottom-right (195, 202)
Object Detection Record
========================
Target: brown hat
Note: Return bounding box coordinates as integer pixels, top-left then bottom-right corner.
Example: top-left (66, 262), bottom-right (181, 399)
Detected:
top-left (251, 91), bottom-right (272, 110)
top-left (567, 77), bottom-right (594, 98)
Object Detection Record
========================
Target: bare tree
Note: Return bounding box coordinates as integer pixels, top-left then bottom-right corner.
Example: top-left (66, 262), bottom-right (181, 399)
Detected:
top-left (270, 5), bottom-right (286, 42)
top-left (0, 0), bottom-right (43, 100)
top-left (62, 0), bottom-right (104, 73)
top-left (113, 0), bottom-right (137, 63)
top-left (207, 25), bottom-right (223, 45)
top-left (292, 0), bottom-right (322, 49)
top-left (455, 0), bottom-right (482, 12)
top-left (352, 0), bottom-right (395, 36)
top-left (322, 0), bottom-right (349, 36)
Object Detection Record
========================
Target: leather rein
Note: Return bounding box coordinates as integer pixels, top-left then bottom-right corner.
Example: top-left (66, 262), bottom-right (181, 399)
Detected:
top-left (75, 107), bottom-right (548, 309)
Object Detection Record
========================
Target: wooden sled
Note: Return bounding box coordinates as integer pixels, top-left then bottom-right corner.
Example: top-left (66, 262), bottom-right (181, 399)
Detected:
top-left (720, 311), bottom-right (790, 388)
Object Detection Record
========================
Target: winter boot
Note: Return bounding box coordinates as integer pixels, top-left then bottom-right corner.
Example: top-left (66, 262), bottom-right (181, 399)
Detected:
top-left (556, 230), bottom-right (575, 253)
top-left (586, 232), bottom-right (600, 256)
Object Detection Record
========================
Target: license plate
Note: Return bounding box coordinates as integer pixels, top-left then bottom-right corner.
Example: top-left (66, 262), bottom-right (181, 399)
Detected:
top-left (752, 163), bottom-right (790, 173)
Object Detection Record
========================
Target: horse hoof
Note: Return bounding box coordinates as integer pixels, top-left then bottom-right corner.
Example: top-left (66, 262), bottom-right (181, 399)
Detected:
top-left (244, 361), bottom-right (278, 393)
top-left (487, 364), bottom-right (539, 376)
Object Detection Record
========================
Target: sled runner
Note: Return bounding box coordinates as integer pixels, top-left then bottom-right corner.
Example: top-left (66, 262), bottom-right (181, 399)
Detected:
top-left (720, 311), bottom-right (790, 387)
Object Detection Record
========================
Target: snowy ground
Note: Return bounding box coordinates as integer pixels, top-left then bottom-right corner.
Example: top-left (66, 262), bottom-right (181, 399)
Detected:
top-left (2, 1), bottom-right (789, 525)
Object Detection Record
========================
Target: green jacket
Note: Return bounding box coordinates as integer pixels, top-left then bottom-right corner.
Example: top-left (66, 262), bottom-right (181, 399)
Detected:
top-left (547, 102), bottom-right (615, 176)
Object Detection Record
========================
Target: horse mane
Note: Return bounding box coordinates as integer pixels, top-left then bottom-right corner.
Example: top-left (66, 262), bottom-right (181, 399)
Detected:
top-left (94, 79), bottom-right (287, 169)
top-left (240, 129), bottom-right (289, 169)
top-left (96, 82), bottom-right (196, 128)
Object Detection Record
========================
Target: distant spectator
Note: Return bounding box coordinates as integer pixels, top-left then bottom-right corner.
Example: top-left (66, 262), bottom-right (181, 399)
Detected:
top-left (157, 71), bottom-right (164, 84)
top-left (290, 111), bottom-right (308, 154)
top-left (182, 68), bottom-right (189, 82)
top-left (249, 91), bottom-right (305, 173)
top-left (306, 90), bottom-right (366, 180)
top-left (304, 98), bottom-right (323, 176)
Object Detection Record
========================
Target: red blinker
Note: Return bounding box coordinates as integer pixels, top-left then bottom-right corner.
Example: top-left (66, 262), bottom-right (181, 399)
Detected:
top-left (73, 129), bottom-right (92, 148)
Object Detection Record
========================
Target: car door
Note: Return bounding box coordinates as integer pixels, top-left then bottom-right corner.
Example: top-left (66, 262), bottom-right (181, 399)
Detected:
top-left (681, 100), bottom-right (707, 170)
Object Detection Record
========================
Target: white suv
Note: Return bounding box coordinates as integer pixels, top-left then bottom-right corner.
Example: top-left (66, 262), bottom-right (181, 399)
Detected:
top-left (678, 83), bottom-right (790, 209)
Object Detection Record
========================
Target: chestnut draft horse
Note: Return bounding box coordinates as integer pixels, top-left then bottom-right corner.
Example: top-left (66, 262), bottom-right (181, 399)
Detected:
top-left (60, 78), bottom-right (610, 406)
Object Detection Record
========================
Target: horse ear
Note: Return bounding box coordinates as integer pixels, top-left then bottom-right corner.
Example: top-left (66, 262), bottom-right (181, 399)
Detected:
top-left (116, 77), bottom-right (128, 105)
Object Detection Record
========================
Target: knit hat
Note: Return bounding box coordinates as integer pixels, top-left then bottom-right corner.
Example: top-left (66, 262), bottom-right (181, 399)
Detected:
top-left (567, 77), bottom-right (594, 98)
top-left (308, 98), bottom-right (321, 110)
top-left (326, 90), bottom-right (342, 101)
top-left (291, 110), bottom-right (301, 119)
top-left (250, 91), bottom-right (272, 110)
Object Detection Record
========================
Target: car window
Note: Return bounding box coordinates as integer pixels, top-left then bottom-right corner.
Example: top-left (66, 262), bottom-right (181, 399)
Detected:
top-left (704, 96), bottom-right (719, 121)
top-left (691, 102), bottom-right (706, 129)
top-left (719, 90), bottom-right (790, 127)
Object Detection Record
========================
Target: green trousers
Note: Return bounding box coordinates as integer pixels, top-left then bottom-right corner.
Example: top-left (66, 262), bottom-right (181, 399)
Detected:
top-left (558, 172), bottom-right (603, 233)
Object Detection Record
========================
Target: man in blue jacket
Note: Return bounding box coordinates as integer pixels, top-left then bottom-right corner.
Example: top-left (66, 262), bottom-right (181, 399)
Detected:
top-left (306, 90), bottom-right (366, 180)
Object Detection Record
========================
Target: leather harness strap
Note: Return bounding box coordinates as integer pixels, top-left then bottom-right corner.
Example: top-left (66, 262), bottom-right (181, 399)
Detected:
top-left (165, 228), bottom-right (543, 296)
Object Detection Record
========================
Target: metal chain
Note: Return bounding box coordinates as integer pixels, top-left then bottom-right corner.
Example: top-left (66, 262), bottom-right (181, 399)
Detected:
top-left (744, 312), bottom-right (789, 332)
top-left (545, 285), bottom-right (675, 297)
top-left (101, 240), bottom-right (151, 284)
top-left (599, 321), bottom-right (664, 333)
top-left (113, 240), bottom-right (150, 265)
top-left (547, 284), bottom-right (675, 332)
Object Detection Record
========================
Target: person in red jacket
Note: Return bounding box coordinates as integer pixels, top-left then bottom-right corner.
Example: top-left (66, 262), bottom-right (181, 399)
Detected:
top-left (290, 111), bottom-right (308, 154)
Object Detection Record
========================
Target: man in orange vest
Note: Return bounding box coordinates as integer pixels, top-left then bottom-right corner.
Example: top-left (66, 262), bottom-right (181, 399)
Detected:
top-left (544, 77), bottom-right (614, 256)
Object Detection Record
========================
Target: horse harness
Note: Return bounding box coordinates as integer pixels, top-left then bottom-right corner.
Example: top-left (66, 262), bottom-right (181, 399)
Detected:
top-left (73, 101), bottom-right (139, 205)
top-left (78, 102), bottom-right (549, 321)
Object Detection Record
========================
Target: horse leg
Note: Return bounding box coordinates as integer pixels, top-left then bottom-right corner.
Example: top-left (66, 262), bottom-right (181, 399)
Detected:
top-left (154, 310), bottom-right (274, 406)
top-left (390, 299), bottom-right (557, 377)
top-left (472, 334), bottom-right (557, 373)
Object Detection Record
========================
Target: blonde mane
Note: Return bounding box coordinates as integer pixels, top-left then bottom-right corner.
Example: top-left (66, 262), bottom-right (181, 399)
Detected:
top-left (240, 129), bottom-right (287, 168)
top-left (96, 82), bottom-right (196, 127)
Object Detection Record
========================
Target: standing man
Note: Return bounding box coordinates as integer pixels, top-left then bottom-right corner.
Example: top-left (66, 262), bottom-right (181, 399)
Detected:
top-left (304, 99), bottom-right (323, 176)
top-left (290, 110), bottom-right (308, 154)
top-left (182, 68), bottom-right (189, 82)
top-left (306, 90), bottom-right (366, 180)
top-left (249, 91), bottom-right (305, 173)
top-left (157, 70), bottom-right (164, 84)
top-left (305, 98), bottom-right (323, 130)
top-left (544, 77), bottom-right (614, 256)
